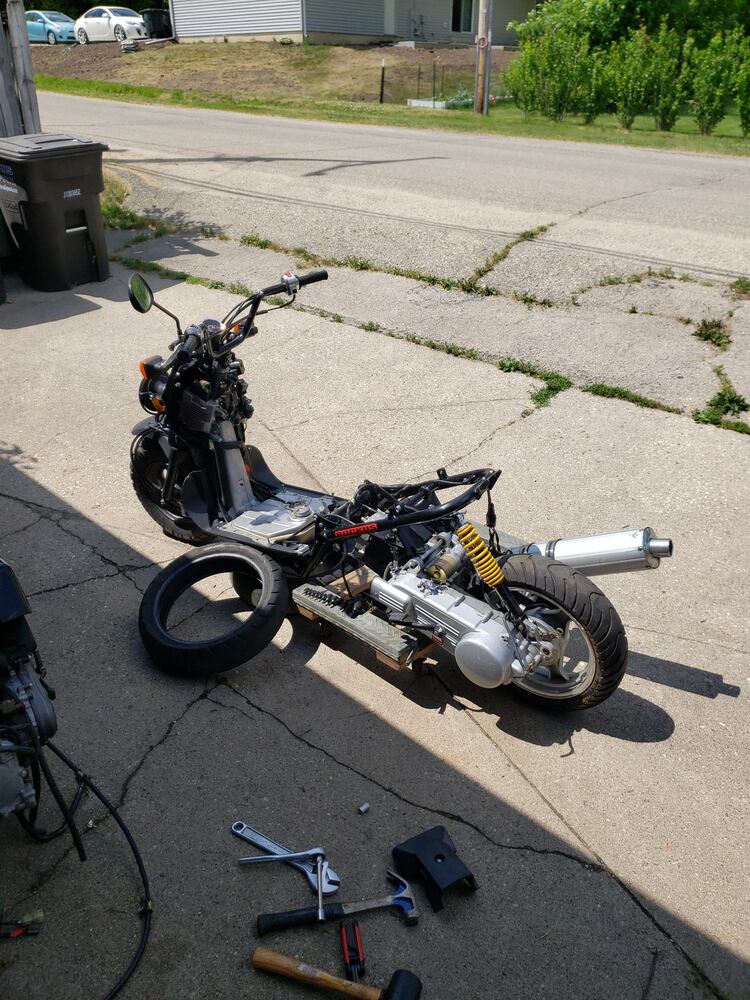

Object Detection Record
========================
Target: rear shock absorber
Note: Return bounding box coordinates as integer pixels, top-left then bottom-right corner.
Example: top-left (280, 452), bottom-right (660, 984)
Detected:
top-left (456, 522), bottom-right (505, 586)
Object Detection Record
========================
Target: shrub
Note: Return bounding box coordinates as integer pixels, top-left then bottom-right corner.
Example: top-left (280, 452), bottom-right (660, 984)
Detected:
top-left (690, 33), bottom-right (733, 134)
top-left (646, 20), bottom-right (685, 131)
top-left (608, 27), bottom-right (652, 129)
top-left (578, 49), bottom-right (611, 123)
top-left (734, 39), bottom-right (750, 136)
top-left (504, 30), bottom-right (596, 121)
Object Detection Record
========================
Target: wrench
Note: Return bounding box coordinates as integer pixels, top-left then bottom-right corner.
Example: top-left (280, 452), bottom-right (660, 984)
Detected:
top-left (231, 822), bottom-right (341, 897)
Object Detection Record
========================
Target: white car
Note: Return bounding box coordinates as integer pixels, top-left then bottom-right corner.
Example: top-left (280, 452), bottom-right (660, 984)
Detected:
top-left (74, 6), bottom-right (146, 44)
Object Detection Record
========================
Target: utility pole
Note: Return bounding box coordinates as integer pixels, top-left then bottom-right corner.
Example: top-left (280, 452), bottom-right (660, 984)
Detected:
top-left (474, 0), bottom-right (493, 115)
top-left (2, 0), bottom-right (42, 135)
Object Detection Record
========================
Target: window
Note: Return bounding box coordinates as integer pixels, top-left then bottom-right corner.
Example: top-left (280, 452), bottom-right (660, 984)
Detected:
top-left (451, 0), bottom-right (473, 33)
top-left (85, 9), bottom-right (105, 18)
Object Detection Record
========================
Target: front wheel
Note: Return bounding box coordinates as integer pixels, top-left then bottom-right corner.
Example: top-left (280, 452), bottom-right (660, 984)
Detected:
top-left (47, 31), bottom-right (57, 45)
top-left (501, 554), bottom-right (628, 711)
top-left (114, 25), bottom-right (126, 42)
top-left (77, 28), bottom-right (88, 44)
top-left (130, 433), bottom-right (211, 545)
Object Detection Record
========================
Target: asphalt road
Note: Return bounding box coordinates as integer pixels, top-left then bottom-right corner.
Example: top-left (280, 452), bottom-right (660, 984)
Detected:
top-left (39, 92), bottom-right (750, 277)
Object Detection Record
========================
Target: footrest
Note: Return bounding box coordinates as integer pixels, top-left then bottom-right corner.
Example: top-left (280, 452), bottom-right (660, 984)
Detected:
top-left (293, 583), bottom-right (417, 667)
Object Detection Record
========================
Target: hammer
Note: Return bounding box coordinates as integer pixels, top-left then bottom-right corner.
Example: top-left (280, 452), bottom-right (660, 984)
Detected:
top-left (252, 946), bottom-right (423, 999)
top-left (257, 871), bottom-right (417, 936)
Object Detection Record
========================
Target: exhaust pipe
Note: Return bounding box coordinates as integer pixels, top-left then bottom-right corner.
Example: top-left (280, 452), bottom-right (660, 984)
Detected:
top-left (515, 528), bottom-right (673, 576)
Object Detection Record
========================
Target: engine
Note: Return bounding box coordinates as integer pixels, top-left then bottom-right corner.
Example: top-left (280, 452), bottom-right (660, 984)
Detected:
top-left (370, 566), bottom-right (532, 689)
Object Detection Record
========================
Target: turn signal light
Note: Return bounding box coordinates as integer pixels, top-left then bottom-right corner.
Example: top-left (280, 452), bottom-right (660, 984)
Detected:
top-left (139, 355), bottom-right (162, 379)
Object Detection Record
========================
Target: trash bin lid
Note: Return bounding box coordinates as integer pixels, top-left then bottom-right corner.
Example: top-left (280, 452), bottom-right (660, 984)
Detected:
top-left (0, 133), bottom-right (109, 162)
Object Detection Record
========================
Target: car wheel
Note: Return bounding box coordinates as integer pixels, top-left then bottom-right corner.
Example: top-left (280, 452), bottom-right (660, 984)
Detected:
top-left (114, 25), bottom-right (126, 42)
top-left (47, 31), bottom-right (57, 45)
top-left (77, 28), bottom-right (89, 44)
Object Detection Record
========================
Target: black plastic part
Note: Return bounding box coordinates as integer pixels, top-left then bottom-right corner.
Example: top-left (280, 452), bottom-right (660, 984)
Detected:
top-left (0, 560), bottom-right (32, 623)
top-left (257, 902), bottom-right (345, 936)
top-left (392, 826), bottom-right (479, 913)
top-left (383, 969), bottom-right (423, 1000)
top-left (0, 133), bottom-right (109, 292)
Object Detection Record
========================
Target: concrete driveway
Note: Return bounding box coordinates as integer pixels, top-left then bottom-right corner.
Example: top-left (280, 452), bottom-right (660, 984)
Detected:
top-left (0, 96), bottom-right (748, 1000)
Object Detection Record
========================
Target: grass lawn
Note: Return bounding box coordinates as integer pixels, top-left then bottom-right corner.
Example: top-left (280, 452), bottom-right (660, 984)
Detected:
top-left (38, 72), bottom-right (750, 156)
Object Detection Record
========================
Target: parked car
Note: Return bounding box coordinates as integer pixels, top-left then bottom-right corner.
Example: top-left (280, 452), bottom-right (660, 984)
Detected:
top-left (74, 6), bottom-right (147, 44)
top-left (25, 10), bottom-right (76, 45)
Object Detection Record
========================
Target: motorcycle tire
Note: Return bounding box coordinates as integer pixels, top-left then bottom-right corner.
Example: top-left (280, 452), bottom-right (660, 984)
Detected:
top-left (501, 554), bottom-right (628, 711)
top-left (139, 543), bottom-right (289, 676)
top-left (130, 433), bottom-right (211, 546)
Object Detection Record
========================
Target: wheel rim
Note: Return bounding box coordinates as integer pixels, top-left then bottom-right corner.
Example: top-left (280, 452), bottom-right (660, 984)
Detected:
top-left (115, 26), bottom-right (125, 40)
top-left (508, 586), bottom-right (597, 700)
top-left (48, 32), bottom-right (56, 44)
top-left (78, 29), bottom-right (87, 43)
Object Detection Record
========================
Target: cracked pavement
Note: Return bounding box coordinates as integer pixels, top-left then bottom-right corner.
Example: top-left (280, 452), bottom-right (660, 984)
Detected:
top-left (0, 97), bottom-right (748, 999)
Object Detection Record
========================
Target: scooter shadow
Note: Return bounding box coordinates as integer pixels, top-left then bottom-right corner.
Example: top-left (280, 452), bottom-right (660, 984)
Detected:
top-left (284, 615), bottom-right (679, 747)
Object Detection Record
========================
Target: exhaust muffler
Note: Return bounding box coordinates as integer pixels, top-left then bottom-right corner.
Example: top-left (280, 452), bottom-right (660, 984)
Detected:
top-left (514, 528), bottom-right (673, 576)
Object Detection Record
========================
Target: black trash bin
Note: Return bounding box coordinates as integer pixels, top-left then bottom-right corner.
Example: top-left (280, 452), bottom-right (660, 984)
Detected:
top-left (0, 133), bottom-right (110, 293)
top-left (142, 8), bottom-right (171, 38)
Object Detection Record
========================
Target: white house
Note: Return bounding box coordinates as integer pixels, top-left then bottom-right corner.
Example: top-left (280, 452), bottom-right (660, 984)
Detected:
top-left (167, 0), bottom-right (536, 46)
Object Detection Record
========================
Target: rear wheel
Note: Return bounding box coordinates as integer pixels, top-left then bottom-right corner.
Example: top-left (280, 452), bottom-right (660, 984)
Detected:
top-left (130, 433), bottom-right (210, 545)
top-left (139, 544), bottom-right (289, 676)
top-left (501, 554), bottom-right (628, 711)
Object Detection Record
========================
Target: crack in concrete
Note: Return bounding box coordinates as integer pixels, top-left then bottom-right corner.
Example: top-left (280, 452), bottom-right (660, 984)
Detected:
top-left (208, 681), bottom-right (601, 871)
top-left (641, 949), bottom-right (660, 1000)
top-left (0, 515), bottom-right (44, 542)
top-left (255, 417), bottom-right (329, 493)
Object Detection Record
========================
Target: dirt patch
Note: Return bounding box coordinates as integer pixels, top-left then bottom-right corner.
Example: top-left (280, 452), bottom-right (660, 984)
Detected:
top-left (33, 40), bottom-right (515, 103)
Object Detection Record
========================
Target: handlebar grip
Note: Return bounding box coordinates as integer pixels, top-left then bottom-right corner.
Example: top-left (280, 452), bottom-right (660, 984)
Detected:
top-left (298, 270), bottom-right (328, 287)
top-left (256, 902), bottom-right (345, 936)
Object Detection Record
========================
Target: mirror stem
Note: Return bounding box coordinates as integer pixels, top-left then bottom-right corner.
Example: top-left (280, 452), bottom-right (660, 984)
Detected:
top-left (153, 302), bottom-right (182, 338)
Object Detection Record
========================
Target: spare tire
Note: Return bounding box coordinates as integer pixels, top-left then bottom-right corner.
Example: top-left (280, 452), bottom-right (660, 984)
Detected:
top-left (138, 543), bottom-right (288, 676)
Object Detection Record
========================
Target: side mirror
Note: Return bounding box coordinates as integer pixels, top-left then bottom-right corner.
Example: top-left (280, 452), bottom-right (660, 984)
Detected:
top-left (129, 274), bottom-right (154, 314)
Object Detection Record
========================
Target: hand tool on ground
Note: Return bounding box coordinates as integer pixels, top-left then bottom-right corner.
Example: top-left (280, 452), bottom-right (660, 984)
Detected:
top-left (340, 920), bottom-right (365, 982)
top-left (239, 846), bottom-right (328, 923)
top-left (252, 946), bottom-right (423, 1000)
top-left (257, 870), bottom-right (417, 936)
top-left (231, 821), bottom-right (341, 897)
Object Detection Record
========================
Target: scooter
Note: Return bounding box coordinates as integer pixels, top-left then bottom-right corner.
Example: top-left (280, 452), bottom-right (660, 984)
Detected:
top-left (128, 270), bottom-right (672, 710)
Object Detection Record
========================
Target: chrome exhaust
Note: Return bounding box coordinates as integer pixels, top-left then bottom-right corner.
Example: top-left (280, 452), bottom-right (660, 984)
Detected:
top-left (515, 528), bottom-right (673, 576)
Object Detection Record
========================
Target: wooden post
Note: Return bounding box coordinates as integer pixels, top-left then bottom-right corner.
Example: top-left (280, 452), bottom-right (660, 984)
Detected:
top-left (474, 0), bottom-right (493, 115)
top-left (6, 0), bottom-right (41, 134)
top-left (0, 16), bottom-right (23, 137)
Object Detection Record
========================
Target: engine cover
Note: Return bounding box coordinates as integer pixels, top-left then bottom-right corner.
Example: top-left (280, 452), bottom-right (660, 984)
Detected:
top-left (370, 571), bottom-right (521, 688)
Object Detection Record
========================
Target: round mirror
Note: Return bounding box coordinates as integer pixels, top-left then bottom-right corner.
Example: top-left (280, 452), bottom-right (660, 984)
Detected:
top-left (129, 274), bottom-right (154, 314)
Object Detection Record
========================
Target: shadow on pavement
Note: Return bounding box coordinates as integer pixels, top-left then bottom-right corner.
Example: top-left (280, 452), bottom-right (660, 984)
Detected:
top-left (0, 450), bottom-right (746, 999)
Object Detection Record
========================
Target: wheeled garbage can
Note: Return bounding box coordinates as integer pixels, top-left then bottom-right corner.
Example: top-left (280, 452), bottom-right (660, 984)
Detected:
top-left (0, 133), bottom-right (110, 292)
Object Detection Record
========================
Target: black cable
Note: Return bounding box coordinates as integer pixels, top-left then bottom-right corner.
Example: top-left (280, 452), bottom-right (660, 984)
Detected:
top-left (46, 741), bottom-right (153, 1000)
top-left (29, 729), bottom-right (86, 862)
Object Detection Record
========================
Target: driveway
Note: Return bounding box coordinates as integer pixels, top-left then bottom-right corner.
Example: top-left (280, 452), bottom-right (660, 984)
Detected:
top-left (0, 96), bottom-right (748, 1000)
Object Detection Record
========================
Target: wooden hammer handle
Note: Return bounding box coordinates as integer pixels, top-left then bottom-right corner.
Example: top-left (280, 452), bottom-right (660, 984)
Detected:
top-left (252, 946), bottom-right (381, 999)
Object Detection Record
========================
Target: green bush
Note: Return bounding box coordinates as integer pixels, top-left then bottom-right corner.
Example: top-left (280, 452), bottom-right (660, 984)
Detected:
top-left (646, 20), bottom-right (685, 131)
top-left (734, 39), bottom-right (750, 136)
top-left (608, 27), bottom-right (651, 129)
top-left (504, 30), bottom-right (592, 120)
top-left (578, 49), bottom-right (611, 123)
top-left (689, 33), bottom-right (733, 134)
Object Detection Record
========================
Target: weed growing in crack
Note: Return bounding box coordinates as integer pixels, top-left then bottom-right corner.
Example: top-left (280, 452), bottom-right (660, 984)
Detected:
top-left (342, 255), bottom-right (373, 271)
top-left (729, 276), bottom-right (750, 299)
top-left (359, 320), bottom-right (381, 332)
top-left (497, 358), bottom-right (572, 408)
top-left (469, 222), bottom-right (554, 283)
top-left (582, 383), bottom-right (682, 414)
top-left (600, 275), bottom-right (626, 286)
top-left (692, 366), bottom-right (750, 434)
top-left (512, 290), bottom-right (554, 308)
top-left (240, 232), bottom-right (273, 250)
top-left (628, 304), bottom-right (638, 313)
top-left (693, 318), bottom-right (731, 351)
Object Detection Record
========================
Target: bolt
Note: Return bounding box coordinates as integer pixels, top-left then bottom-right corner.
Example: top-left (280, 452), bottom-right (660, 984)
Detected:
top-left (358, 802), bottom-right (370, 815)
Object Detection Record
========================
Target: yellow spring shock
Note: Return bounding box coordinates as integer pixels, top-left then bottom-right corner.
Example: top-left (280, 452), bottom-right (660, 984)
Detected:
top-left (456, 522), bottom-right (505, 586)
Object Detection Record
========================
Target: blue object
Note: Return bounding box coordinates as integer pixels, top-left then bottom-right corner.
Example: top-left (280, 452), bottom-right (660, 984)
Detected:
top-left (25, 10), bottom-right (76, 44)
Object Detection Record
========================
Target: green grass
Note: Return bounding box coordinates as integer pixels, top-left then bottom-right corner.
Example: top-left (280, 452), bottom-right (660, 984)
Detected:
top-left (37, 74), bottom-right (750, 156)
top-left (582, 383), bottom-right (683, 414)
top-left (468, 223), bottom-right (554, 284)
top-left (692, 367), bottom-right (750, 434)
top-left (496, 358), bottom-right (573, 407)
top-left (693, 318), bottom-right (731, 351)
top-left (730, 276), bottom-right (750, 299)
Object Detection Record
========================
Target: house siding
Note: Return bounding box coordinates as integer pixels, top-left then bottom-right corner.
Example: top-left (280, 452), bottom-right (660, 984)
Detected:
top-left (171, 0), bottom-right (302, 39)
top-left (305, 0), bottom-right (386, 35)
top-left (396, 0), bottom-right (528, 45)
